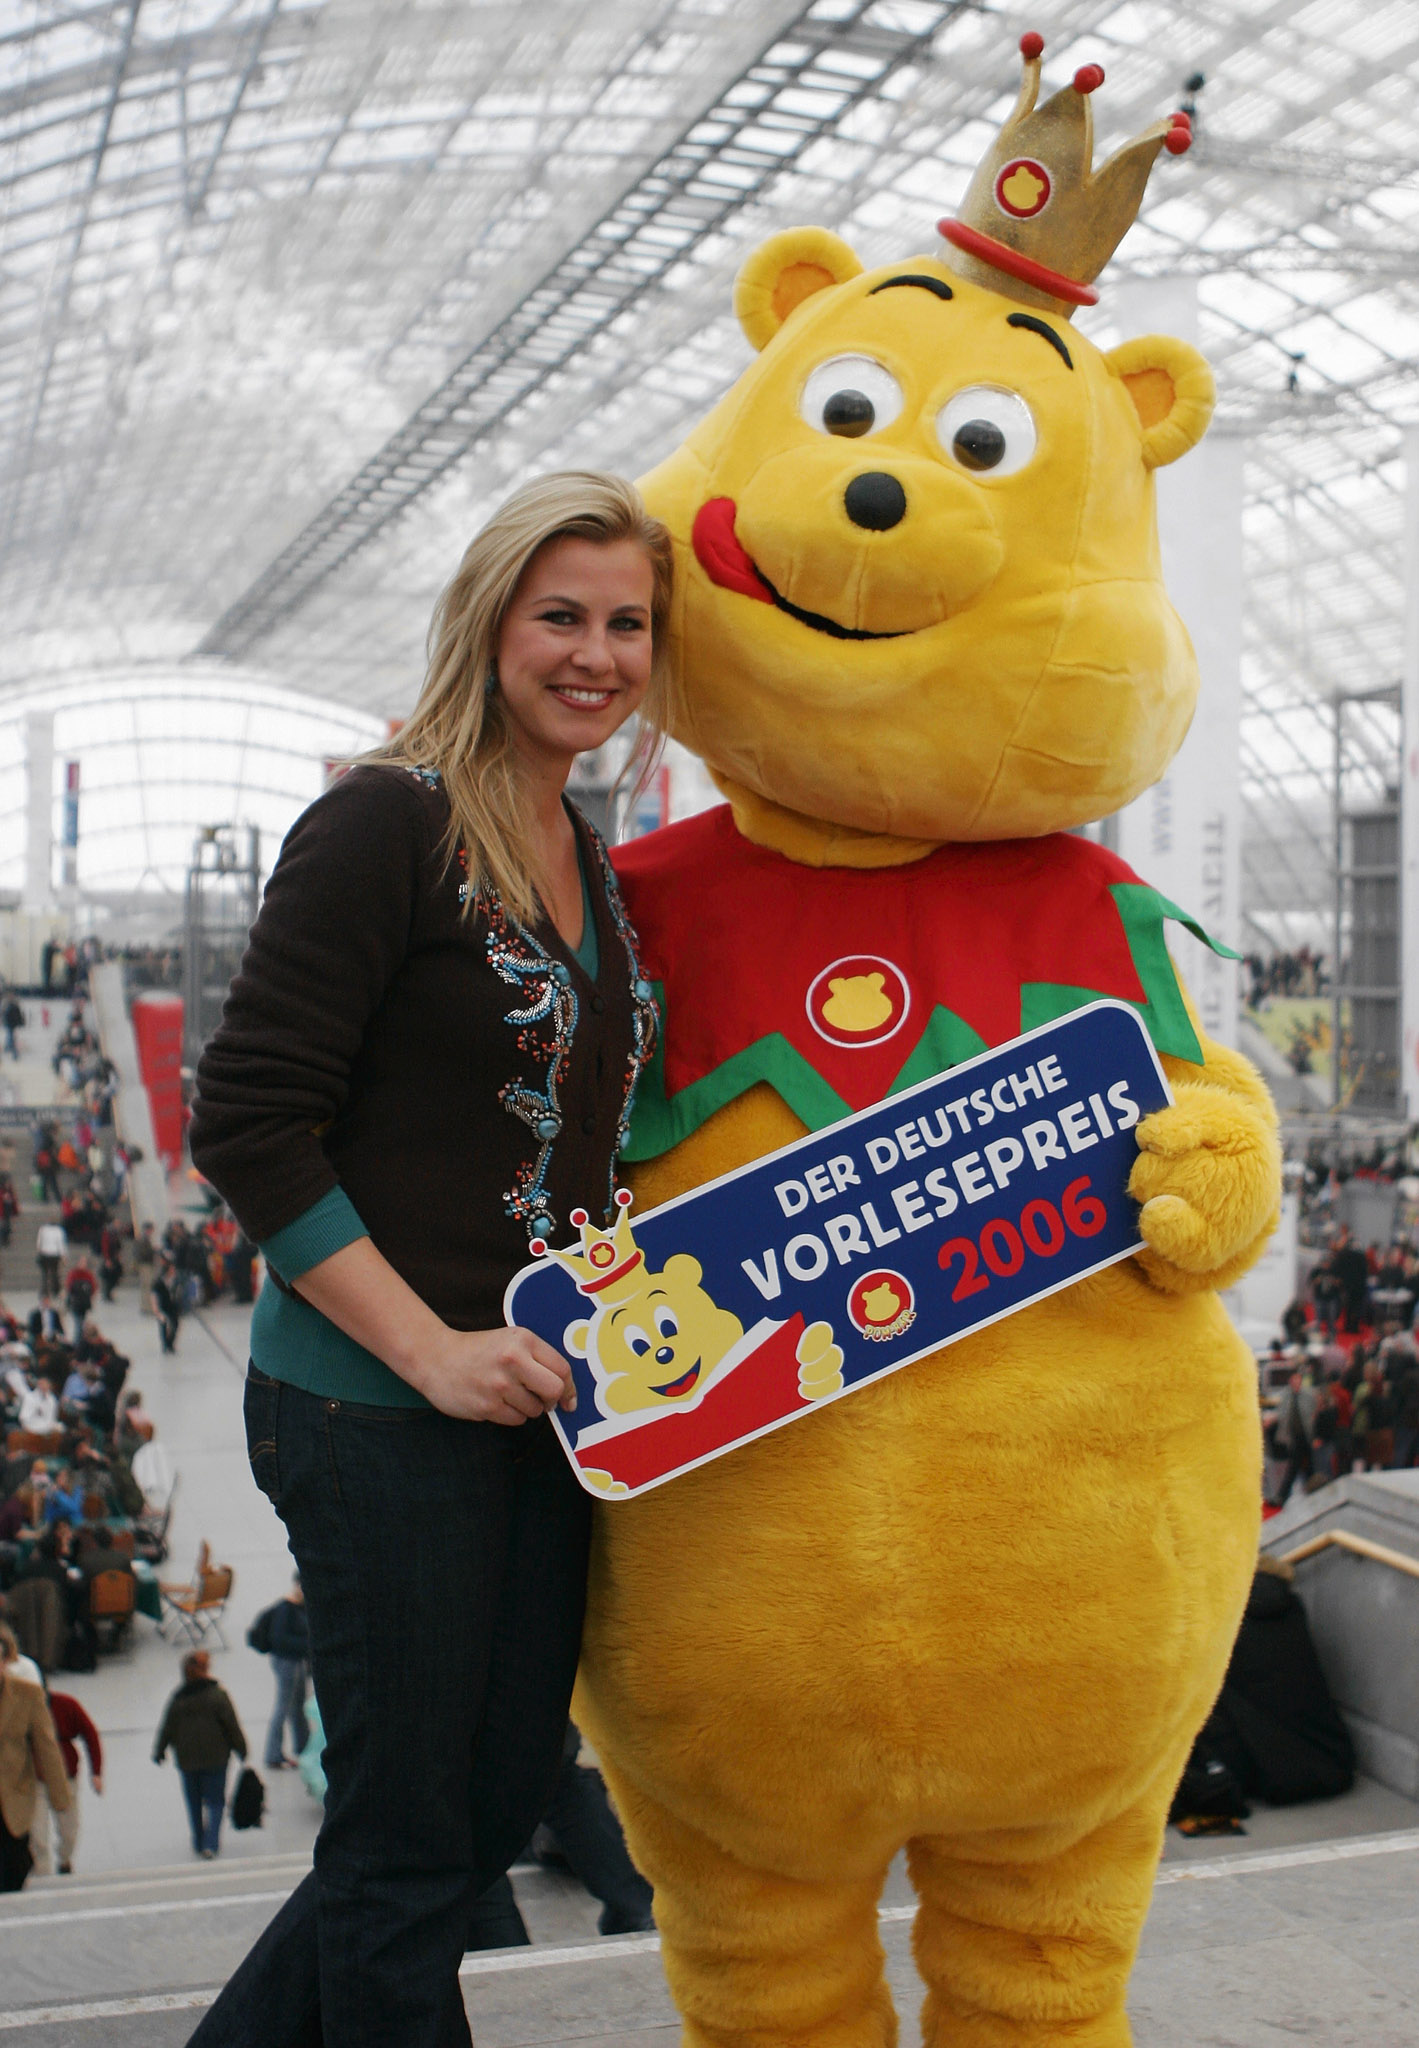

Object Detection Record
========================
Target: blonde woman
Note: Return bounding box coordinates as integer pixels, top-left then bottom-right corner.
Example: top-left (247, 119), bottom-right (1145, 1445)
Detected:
top-left (188, 473), bottom-right (669, 2048)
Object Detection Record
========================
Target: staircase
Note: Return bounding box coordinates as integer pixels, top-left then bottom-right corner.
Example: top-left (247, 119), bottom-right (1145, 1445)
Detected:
top-left (0, 1198), bottom-right (64, 1307)
top-left (2, 1827), bottom-right (1419, 2045)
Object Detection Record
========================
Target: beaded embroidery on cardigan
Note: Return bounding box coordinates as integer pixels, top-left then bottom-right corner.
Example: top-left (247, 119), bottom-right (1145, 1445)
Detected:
top-left (584, 823), bottom-right (659, 1167)
top-left (397, 764), bottom-right (659, 1241)
top-left (482, 889), bottom-right (580, 1242)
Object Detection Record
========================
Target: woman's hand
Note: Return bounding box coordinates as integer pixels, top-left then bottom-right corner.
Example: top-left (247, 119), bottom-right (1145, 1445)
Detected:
top-left (291, 1235), bottom-right (577, 1422)
top-left (418, 1326), bottom-right (576, 1426)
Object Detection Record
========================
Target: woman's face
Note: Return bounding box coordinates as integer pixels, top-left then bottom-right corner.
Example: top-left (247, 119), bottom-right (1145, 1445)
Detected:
top-left (496, 535), bottom-right (655, 772)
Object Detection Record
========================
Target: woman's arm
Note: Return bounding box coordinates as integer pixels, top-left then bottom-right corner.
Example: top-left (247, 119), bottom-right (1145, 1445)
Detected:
top-left (190, 767), bottom-right (428, 1242)
top-left (292, 1238), bottom-right (573, 1425)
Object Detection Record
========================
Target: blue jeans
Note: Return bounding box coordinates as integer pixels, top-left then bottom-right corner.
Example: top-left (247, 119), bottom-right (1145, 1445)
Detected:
top-left (182, 1766), bottom-right (228, 1856)
top-left (266, 1655), bottom-right (309, 1768)
top-left (189, 1366), bottom-right (591, 2048)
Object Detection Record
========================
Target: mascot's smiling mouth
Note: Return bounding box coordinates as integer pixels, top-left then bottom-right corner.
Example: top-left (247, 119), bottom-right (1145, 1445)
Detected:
top-left (651, 1359), bottom-right (703, 1399)
top-left (692, 498), bottom-right (906, 643)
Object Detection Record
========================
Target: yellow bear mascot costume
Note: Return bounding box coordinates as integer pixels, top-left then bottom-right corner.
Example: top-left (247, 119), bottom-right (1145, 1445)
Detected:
top-left (577, 35), bottom-right (1280, 2047)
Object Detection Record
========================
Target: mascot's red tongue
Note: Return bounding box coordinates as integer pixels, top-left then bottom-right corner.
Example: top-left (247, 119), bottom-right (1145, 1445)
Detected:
top-left (692, 498), bottom-right (774, 604)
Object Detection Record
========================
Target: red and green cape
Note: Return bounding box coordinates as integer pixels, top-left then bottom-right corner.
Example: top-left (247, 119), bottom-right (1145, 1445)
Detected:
top-left (611, 805), bottom-right (1229, 1165)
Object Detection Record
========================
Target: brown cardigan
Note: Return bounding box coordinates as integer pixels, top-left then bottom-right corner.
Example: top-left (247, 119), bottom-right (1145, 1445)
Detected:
top-left (0, 1668), bottom-right (69, 1838)
top-left (190, 765), bottom-right (658, 1344)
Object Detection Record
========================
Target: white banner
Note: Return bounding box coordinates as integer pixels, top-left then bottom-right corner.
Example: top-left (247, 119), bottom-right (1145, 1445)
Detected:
top-left (1110, 281), bottom-right (1244, 1051)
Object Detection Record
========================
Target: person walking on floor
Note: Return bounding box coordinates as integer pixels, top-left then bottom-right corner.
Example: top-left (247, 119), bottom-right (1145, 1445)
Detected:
top-left (152, 1650), bottom-right (247, 1859)
top-left (35, 1218), bottom-right (66, 1299)
top-left (151, 1257), bottom-right (180, 1354)
top-left (250, 1576), bottom-right (311, 1770)
top-left (1, 993), bottom-right (23, 1062)
top-left (0, 1623), bottom-right (69, 1891)
top-left (28, 1688), bottom-right (102, 1875)
top-left (184, 471), bottom-right (669, 2048)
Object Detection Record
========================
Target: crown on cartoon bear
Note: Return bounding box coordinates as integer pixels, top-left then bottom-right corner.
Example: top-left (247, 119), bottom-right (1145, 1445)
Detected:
top-left (534, 1188), bottom-right (646, 1303)
top-left (937, 32), bottom-right (1192, 318)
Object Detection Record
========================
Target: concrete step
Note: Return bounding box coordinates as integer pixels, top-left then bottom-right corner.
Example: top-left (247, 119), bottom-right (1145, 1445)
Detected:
top-left (1, 1201), bottom-right (66, 1298)
top-left (1263, 1469), bottom-right (1419, 1800)
top-left (2, 1830), bottom-right (1418, 2047)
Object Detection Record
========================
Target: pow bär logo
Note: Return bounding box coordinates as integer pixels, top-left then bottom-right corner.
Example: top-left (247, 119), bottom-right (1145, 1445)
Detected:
top-left (994, 157), bottom-right (1052, 218)
top-left (847, 1270), bottom-right (916, 1343)
top-left (806, 955), bottom-right (911, 1050)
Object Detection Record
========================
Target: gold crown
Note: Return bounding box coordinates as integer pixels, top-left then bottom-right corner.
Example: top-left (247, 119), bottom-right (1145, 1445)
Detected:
top-left (938, 32), bottom-right (1191, 319)
top-left (535, 1188), bottom-right (646, 1303)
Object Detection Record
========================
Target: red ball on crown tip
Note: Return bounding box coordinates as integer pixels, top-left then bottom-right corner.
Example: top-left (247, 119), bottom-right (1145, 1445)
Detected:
top-left (1019, 31), bottom-right (1044, 59)
top-left (570, 1207), bottom-right (588, 1228)
top-left (1073, 63), bottom-right (1105, 93)
top-left (614, 1187), bottom-right (634, 1209)
top-left (1164, 126), bottom-right (1192, 154)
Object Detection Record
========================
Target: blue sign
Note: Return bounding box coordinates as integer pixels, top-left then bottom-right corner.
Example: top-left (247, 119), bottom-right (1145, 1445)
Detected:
top-left (504, 1000), bottom-right (1171, 1497)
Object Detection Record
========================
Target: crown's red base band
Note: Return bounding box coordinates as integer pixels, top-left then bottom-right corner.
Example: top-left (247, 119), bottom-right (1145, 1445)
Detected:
top-left (580, 1248), bottom-right (644, 1295)
top-left (937, 218), bottom-right (1099, 307)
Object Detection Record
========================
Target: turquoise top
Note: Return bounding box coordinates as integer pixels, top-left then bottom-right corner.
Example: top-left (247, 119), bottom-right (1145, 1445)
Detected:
top-left (572, 849), bottom-right (598, 980)
top-left (253, 835), bottom-right (600, 1408)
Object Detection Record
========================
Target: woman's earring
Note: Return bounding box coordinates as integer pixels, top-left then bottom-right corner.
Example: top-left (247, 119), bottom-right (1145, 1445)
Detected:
top-left (485, 660), bottom-right (500, 697)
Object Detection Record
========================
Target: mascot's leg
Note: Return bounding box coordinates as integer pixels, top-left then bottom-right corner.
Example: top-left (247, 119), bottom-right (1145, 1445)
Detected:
top-left (602, 1764), bottom-right (898, 2048)
top-left (908, 1762), bottom-right (1182, 2048)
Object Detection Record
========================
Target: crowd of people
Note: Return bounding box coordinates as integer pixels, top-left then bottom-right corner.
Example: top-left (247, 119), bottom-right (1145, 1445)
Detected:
top-left (1244, 947), bottom-right (1327, 1007)
top-left (1263, 1226), bottom-right (1419, 1504)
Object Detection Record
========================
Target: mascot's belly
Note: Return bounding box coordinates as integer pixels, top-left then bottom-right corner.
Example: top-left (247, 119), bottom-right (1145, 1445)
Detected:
top-left (576, 1085), bottom-right (1260, 1880)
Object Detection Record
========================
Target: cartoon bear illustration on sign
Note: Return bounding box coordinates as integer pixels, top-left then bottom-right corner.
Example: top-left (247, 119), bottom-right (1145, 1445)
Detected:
top-left (551, 1188), bottom-right (846, 1494)
top-left (573, 35), bottom-right (1279, 2048)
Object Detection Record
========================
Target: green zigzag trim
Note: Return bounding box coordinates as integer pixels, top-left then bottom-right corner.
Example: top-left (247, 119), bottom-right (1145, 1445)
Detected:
top-left (620, 990), bottom-right (848, 1162)
top-left (621, 888), bottom-right (1234, 1160)
top-left (621, 993), bottom-right (988, 1162)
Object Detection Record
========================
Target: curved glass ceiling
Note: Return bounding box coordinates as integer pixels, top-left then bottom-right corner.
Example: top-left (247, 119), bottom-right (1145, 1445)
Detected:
top-left (2, 0), bottom-right (1416, 936)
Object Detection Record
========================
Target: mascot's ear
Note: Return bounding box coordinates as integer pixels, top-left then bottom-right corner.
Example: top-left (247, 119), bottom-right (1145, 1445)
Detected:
top-left (1104, 335), bottom-right (1215, 470)
top-left (734, 228), bottom-right (863, 352)
top-left (662, 1253), bottom-right (705, 1289)
top-left (563, 1319), bottom-right (592, 1358)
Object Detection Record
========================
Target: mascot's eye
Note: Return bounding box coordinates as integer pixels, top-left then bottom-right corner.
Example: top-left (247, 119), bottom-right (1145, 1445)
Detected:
top-left (654, 1306), bottom-right (679, 1339)
top-left (801, 356), bottom-right (903, 438)
top-left (623, 1325), bottom-right (653, 1358)
top-left (936, 386), bottom-right (1037, 477)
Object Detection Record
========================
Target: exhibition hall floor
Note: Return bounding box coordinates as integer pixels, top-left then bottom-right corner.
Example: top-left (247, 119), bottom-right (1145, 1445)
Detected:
top-left (1, 1281), bottom-right (1416, 2044)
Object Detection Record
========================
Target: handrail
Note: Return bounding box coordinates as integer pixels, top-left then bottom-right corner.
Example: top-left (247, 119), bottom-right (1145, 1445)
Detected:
top-left (1277, 1530), bottom-right (1419, 1581)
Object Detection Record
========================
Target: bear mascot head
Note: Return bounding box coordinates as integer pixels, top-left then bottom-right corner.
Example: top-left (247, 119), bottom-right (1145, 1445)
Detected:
top-left (575, 34), bottom-right (1279, 2048)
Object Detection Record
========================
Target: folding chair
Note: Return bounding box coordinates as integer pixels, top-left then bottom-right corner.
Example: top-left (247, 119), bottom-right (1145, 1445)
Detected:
top-left (131, 1440), bottom-right (175, 1508)
top-left (89, 1568), bottom-right (137, 1651)
top-left (161, 1562), bottom-right (234, 1649)
top-left (7, 1430), bottom-right (64, 1458)
top-left (159, 1537), bottom-right (209, 1611)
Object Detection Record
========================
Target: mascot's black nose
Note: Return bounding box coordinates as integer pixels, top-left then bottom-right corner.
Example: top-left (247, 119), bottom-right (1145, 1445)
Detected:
top-left (655, 1345), bottom-right (676, 1366)
top-left (843, 471), bottom-right (907, 532)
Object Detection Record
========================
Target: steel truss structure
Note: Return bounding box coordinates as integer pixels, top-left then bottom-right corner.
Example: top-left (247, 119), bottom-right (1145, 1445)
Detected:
top-left (3, 0), bottom-right (1417, 948)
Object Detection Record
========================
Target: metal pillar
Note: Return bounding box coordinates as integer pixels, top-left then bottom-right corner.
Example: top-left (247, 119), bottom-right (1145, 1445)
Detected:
top-left (1402, 428), bottom-right (1419, 1123)
top-left (181, 823), bottom-right (261, 1068)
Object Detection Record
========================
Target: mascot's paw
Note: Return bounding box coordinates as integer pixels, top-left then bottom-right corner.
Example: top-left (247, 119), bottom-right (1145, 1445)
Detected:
top-left (1130, 1082), bottom-right (1280, 1294)
top-left (797, 1319), bottom-right (845, 1400)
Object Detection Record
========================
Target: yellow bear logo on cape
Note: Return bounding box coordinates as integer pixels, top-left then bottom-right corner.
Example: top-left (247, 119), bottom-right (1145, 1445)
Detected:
top-left (821, 972), bottom-right (892, 1033)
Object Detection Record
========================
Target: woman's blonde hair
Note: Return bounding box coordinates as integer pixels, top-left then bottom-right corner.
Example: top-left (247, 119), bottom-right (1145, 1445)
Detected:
top-left (370, 471), bottom-right (674, 925)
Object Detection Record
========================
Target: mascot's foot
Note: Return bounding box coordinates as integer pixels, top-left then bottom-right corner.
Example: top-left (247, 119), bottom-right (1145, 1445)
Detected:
top-left (602, 1772), bottom-right (897, 2048)
top-left (908, 1786), bottom-right (1175, 2048)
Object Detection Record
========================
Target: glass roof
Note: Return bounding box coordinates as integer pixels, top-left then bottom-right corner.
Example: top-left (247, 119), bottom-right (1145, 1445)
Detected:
top-left (2, 0), bottom-right (1416, 938)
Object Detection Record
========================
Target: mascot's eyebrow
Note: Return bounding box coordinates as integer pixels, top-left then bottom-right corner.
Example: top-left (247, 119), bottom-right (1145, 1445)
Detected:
top-left (1005, 312), bottom-right (1073, 371)
top-left (868, 274), bottom-right (954, 302)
